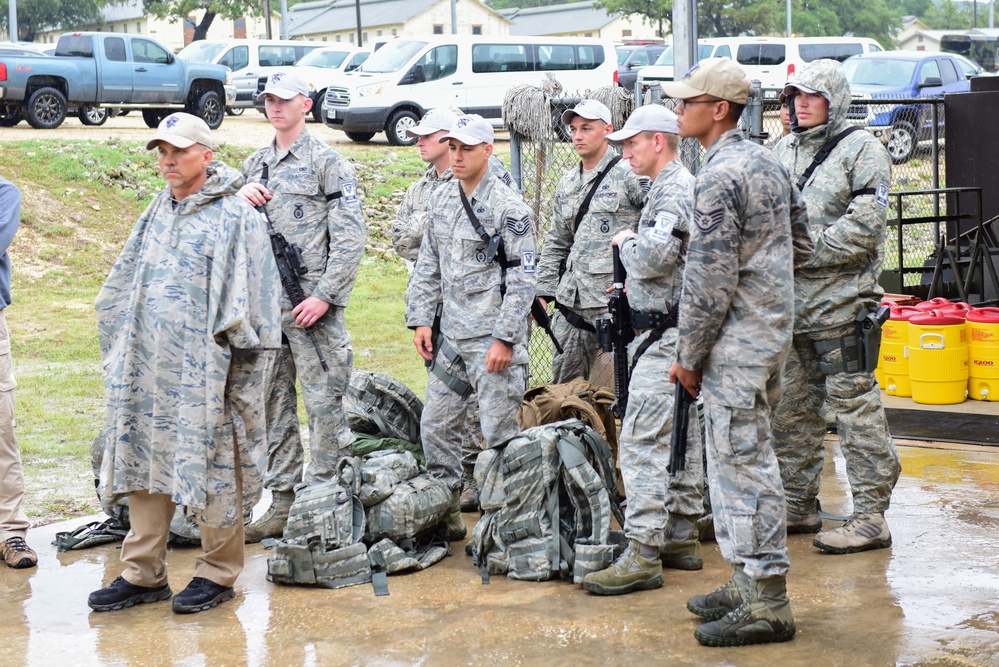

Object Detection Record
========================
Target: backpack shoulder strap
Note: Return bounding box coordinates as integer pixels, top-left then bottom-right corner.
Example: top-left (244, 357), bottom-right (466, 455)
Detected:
top-left (796, 125), bottom-right (865, 191)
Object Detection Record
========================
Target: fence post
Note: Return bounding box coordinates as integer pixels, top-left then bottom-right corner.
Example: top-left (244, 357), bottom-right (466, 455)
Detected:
top-left (746, 80), bottom-right (767, 145)
top-left (510, 131), bottom-right (524, 193)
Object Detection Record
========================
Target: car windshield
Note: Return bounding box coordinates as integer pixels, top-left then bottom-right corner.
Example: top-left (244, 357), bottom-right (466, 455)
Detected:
top-left (177, 41), bottom-right (227, 63)
top-left (358, 39), bottom-right (428, 73)
top-left (617, 46), bottom-right (636, 65)
top-left (297, 49), bottom-right (350, 68)
top-left (653, 44), bottom-right (715, 66)
top-left (844, 58), bottom-right (917, 87)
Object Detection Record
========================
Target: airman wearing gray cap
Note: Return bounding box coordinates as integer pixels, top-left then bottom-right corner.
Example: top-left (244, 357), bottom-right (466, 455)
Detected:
top-left (667, 56), bottom-right (813, 647)
top-left (536, 98), bottom-right (647, 388)
top-left (583, 102), bottom-right (704, 596)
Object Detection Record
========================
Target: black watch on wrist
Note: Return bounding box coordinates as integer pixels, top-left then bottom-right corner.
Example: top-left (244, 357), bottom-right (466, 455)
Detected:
top-left (498, 338), bottom-right (514, 348)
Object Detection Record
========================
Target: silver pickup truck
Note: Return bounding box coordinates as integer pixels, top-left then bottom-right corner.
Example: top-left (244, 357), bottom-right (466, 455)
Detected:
top-left (0, 32), bottom-right (235, 129)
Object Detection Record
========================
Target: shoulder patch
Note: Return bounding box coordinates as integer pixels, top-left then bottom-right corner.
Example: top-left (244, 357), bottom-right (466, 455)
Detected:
top-left (521, 250), bottom-right (536, 274)
top-left (507, 214), bottom-right (531, 237)
top-left (341, 179), bottom-right (358, 205)
top-left (640, 177), bottom-right (652, 194)
top-left (875, 181), bottom-right (889, 210)
top-left (648, 211), bottom-right (679, 243)
top-left (694, 209), bottom-right (725, 234)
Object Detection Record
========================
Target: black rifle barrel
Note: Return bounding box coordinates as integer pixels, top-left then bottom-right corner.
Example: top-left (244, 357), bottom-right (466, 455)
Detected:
top-left (669, 382), bottom-right (695, 475)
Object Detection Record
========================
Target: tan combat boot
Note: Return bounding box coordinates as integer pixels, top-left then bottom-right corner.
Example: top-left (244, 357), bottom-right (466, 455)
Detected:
top-left (660, 514), bottom-right (703, 570)
top-left (687, 565), bottom-right (749, 620)
top-left (444, 489), bottom-right (467, 541)
top-left (244, 490), bottom-right (295, 543)
top-left (582, 540), bottom-right (664, 595)
top-left (694, 575), bottom-right (796, 647)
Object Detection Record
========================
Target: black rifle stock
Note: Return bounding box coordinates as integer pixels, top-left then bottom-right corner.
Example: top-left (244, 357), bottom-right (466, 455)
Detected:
top-left (669, 382), bottom-right (696, 475)
top-left (531, 298), bottom-right (564, 355)
top-left (257, 165), bottom-right (329, 372)
top-left (596, 245), bottom-right (634, 418)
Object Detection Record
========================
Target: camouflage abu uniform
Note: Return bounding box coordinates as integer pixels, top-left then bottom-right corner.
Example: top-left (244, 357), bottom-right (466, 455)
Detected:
top-left (242, 129), bottom-right (366, 488)
top-left (676, 129), bottom-right (813, 580)
top-left (536, 150), bottom-right (646, 384)
top-left (392, 156), bottom-right (515, 265)
top-left (392, 155), bottom-right (516, 494)
top-left (406, 170), bottom-right (536, 491)
top-left (771, 60), bottom-right (901, 523)
top-left (95, 161), bottom-right (282, 531)
top-left (616, 159), bottom-right (704, 549)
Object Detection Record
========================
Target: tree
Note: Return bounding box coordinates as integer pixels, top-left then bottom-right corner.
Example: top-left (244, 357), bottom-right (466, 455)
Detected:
top-left (592, 0), bottom-right (672, 38)
top-left (922, 0), bottom-right (974, 29)
top-left (794, 0), bottom-right (899, 46)
top-left (143, 0), bottom-right (265, 41)
top-left (697, 0), bottom-right (781, 36)
top-left (0, 0), bottom-right (104, 41)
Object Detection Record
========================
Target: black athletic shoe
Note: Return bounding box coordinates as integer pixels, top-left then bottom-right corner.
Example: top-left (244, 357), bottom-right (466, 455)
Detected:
top-left (88, 576), bottom-right (172, 612)
top-left (171, 577), bottom-right (235, 614)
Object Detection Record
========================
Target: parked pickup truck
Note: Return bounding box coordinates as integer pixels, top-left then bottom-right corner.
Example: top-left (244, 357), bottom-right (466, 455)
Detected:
top-left (0, 32), bottom-right (234, 130)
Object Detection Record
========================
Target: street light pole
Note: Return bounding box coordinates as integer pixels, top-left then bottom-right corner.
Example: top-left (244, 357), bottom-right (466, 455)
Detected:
top-left (786, 0), bottom-right (792, 37)
top-left (8, 0), bottom-right (18, 42)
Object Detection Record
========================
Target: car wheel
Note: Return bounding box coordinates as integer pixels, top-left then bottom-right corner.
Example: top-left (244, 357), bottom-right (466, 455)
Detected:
top-left (24, 86), bottom-right (67, 129)
top-left (226, 106), bottom-right (244, 116)
top-left (193, 90), bottom-right (224, 129)
top-left (345, 131), bottom-right (375, 142)
top-left (311, 90), bottom-right (327, 123)
top-left (78, 106), bottom-right (109, 126)
top-left (886, 120), bottom-right (917, 164)
top-left (386, 109), bottom-right (419, 146)
top-left (142, 109), bottom-right (169, 128)
top-left (0, 103), bottom-right (22, 127)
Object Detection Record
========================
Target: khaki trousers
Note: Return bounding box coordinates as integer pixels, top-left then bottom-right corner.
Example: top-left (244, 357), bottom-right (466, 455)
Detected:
top-left (0, 310), bottom-right (28, 543)
top-left (120, 441), bottom-right (245, 588)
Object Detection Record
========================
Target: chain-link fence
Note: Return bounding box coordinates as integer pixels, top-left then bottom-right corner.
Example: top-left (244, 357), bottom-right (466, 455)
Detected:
top-left (510, 86), bottom-right (948, 387)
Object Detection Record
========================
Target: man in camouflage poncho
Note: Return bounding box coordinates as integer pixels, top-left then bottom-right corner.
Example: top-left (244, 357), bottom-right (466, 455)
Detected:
top-left (665, 59), bottom-right (813, 647)
top-left (89, 113), bottom-right (282, 614)
top-left (582, 104), bottom-right (703, 596)
top-left (406, 115), bottom-right (536, 540)
top-left (238, 70), bottom-right (366, 542)
top-left (772, 59), bottom-right (901, 554)
top-left (536, 99), bottom-right (646, 386)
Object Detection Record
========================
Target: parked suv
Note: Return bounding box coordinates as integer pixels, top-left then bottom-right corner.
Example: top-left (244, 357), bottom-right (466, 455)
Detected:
top-left (615, 43), bottom-right (666, 92)
top-left (843, 51), bottom-right (970, 163)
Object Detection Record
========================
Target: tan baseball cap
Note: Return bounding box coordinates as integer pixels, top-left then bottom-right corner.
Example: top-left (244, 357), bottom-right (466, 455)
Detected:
top-left (661, 57), bottom-right (750, 105)
top-left (145, 112), bottom-right (212, 150)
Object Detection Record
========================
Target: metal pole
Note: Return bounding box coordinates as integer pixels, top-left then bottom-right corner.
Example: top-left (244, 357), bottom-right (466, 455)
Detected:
top-left (786, 0), bottom-right (792, 37)
top-left (451, 0), bottom-right (457, 34)
top-left (991, 0), bottom-right (995, 29)
top-left (355, 0), bottom-right (363, 46)
top-left (746, 80), bottom-right (765, 144)
top-left (673, 0), bottom-right (699, 173)
top-left (8, 0), bottom-right (17, 42)
top-left (932, 101), bottom-right (940, 241)
top-left (280, 0), bottom-right (288, 39)
top-left (264, 0), bottom-right (272, 39)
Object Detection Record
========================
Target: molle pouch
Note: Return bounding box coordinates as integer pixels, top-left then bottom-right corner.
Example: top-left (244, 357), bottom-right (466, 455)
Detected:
top-left (572, 541), bottom-right (616, 584)
top-left (859, 305), bottom-right (891, 373)
top-left (486, 233), bottom-right (502, 262)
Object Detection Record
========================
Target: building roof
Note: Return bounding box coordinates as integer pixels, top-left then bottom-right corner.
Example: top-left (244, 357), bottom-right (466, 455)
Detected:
top-left (500, 1), bottom-right (622, 36)
top-left (287, 0), bottom-right (507, 37)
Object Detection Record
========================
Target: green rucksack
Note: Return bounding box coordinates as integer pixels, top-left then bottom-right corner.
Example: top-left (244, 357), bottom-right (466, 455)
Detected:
top-left (345, 370), bottom-right (423, 445)
top-left (470, 418), bottom-right (626, 584)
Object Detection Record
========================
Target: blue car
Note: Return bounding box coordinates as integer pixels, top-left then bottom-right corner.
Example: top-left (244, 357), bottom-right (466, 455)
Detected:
top-left (843, 51), bottom-right (970, 163)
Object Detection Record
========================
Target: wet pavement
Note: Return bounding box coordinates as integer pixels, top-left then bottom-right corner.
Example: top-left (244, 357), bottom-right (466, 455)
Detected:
top-left (2, 439), bottom-right (998, 667)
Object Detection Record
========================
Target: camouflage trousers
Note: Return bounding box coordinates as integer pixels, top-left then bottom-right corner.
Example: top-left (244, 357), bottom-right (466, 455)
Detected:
top-left (260, 307), bottom-right (355, 493)
top-left (421, 335), bottom-right (526, 491)
top-left (701, 363), bottom-right (790, 580)
top-left (550, 305), bottom-right (613, 388)
top-left (620, 327), bottom-right (704, 548)
top-left (771, 323), bottom-right (901, 515)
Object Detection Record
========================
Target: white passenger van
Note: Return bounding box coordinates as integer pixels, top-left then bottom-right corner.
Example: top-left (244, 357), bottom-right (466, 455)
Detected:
top-left (321, 35), bottom-right (617, 145)
top-left (638, 36), bottom-right (884, 100)
top-left (177, 38), bottom-right (328, 108)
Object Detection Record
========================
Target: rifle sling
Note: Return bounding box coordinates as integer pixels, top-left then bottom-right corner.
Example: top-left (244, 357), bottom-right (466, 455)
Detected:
top-left (629, 305), bottom-right (678, 376)
top-left (554, 302), bottom-right (596, 333)
top-left (795, 125), bottom-right (865, 191)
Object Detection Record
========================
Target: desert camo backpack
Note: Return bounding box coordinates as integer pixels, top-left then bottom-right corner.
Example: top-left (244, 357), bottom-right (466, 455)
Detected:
top-left (470, 418), bottom-right (626, 584)
top-left (345, 370), bottom-right (423, 445)
top-left (266, 458), bottom-right (372, 590)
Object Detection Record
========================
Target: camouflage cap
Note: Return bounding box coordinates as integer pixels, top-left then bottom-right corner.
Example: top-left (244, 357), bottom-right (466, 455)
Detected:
top-left (661, 57), bottom-right (750, 105)
top-left (145, 112), bottom-right (212, 150)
